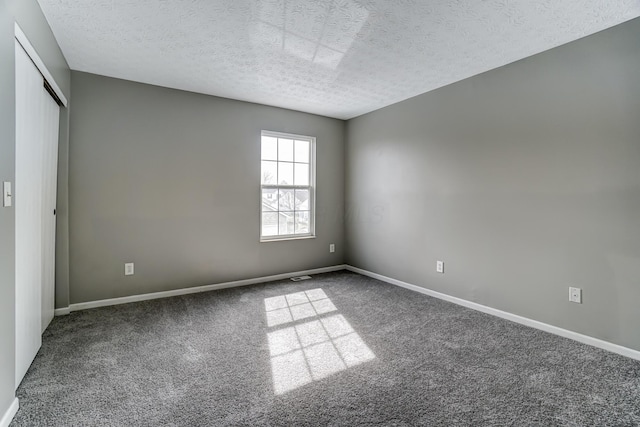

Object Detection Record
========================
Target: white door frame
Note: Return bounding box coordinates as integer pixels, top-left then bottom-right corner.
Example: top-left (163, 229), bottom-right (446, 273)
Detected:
top-left (14, 23), bottom-right (67, 106)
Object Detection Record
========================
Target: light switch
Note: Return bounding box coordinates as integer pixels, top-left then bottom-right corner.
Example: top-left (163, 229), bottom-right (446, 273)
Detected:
top-left (3, 182), bottom-right (12, 207)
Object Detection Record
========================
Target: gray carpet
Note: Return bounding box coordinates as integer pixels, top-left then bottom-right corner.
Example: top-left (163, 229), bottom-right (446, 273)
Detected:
top-left (11, 271), bottom-right (640, 426)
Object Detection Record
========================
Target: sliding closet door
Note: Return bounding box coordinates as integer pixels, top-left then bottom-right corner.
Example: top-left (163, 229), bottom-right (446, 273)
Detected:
top-left (41, 88), bottom-right (59, 332)
top-left (15, 38), bottom-right (60, 388)
top-left (15, 39), bottom-right (44, 388)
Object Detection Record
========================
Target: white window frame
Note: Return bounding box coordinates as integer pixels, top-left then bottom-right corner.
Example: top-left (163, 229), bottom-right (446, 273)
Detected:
top-left (260, 130), bottom-right (316, 242)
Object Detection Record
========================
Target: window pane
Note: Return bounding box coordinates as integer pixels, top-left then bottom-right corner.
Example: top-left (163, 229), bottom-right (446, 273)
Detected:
top-left (260, 131), bottom-right (314, 240)
top-left (262, 161), bottom-right (278, 185)
top-left (262, 136), bottom-right (278, 160)
top-left (279, 212), bottom-right (295, 235)
top-left (295, 140), bottom-right (309, 163)
top-left (295, 212), bottom-right (310, 234)
top-left (294, 163), bottom-right (309, 186)
top-left (262, 212), bottom-right (279, 236)
top-left (278, 189), bottom-right (295, 211)
top-left (295, 189), bottom-right (310, 210)
top-left (278, 162), bottom-right (293, 185)
top-left (278, 138), bottom-right (294, 162)
top-left (262, 188), bottom-right (278, 211)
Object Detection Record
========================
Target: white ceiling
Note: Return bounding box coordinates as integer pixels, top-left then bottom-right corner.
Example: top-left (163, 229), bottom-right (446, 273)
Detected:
top-left (38, 0), bottom-right (640, 119)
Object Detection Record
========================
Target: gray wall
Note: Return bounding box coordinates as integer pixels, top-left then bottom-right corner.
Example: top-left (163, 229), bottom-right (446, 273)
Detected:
top-left (0, 0), bottom-right (70, 419)
top-left (346, 19), bottom-right (640, 351)
top-left (68, 72), bottom-right (345, 304)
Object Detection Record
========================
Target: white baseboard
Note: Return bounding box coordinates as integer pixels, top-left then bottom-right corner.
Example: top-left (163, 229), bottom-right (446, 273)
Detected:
top-left (56, 265), bottom-right (347, 314)
top-left (54, 307), bottom-right (70, 316)
top-left (0, 398), bottom-right (18, 427)
top-left (346, 265), bottom-right (640, 362)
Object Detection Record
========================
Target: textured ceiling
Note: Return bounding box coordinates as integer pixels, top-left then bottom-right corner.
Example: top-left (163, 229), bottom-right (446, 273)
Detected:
top-left (38, 0), bottom-right (640, 119)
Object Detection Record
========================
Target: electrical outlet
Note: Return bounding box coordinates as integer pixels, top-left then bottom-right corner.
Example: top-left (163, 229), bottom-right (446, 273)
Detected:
top-left (569, 287), bottom-right (582, 304)
top-left (436, 260), bottom-right (444, 274)
top-left (125, 262), bottom-right (134, 276)
top-left (329, 244), bottom-right (335, 253)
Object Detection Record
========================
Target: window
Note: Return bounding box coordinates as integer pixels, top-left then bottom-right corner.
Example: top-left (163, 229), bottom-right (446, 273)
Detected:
top-left (261, 131), bottom-right (315, 241)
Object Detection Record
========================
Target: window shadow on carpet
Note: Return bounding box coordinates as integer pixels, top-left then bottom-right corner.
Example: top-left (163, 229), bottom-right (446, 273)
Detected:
top-left (265, 288), bottom-right (375, 394)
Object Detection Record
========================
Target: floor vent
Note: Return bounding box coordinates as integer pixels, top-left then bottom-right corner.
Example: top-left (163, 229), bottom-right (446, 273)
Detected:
top-left (290, 275), bottom-right (312, 282)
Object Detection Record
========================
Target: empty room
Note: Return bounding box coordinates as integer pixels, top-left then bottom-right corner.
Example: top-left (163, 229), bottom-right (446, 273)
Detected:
top-left (2, 0), bottom-right (640, 425)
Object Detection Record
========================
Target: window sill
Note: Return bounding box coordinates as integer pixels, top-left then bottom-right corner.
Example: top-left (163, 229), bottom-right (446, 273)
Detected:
top-left (260, 235), bottom-right (316, 243)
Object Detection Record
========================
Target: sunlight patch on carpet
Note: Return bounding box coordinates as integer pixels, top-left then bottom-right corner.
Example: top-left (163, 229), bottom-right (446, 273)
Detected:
top-left (265, 289), bottom-right (375, 394)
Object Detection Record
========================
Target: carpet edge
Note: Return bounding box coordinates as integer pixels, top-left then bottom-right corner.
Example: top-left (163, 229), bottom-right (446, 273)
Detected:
top-left (56, 265), bottom-right (348, 314)
top-left (345, 265), bottom-right (640, 361)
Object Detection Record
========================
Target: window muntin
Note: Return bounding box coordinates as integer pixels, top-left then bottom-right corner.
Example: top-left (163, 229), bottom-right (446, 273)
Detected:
top-left (261, 131), bottom-right (315, 240)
